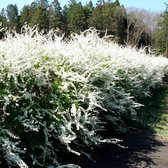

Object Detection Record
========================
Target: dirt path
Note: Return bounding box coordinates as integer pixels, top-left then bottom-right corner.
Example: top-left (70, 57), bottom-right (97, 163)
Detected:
top-left (65, 83), bottom-right (168, 168)
top-left (67, 130), bottom-right (168, 168)
top-left (132, 136), bottom-right (168, 168)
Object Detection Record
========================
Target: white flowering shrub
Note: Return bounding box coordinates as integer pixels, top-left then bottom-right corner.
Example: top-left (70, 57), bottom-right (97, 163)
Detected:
top-left (0, 26), bottom-right (168, 167)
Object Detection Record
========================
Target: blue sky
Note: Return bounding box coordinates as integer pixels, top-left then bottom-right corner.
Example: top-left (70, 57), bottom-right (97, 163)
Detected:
top-left (0, 0), bottom-right (167, 12)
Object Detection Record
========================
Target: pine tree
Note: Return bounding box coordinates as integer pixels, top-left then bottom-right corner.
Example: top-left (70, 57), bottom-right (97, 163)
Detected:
top-left (62, 5), bottom-right (68, 33)
top-left (83, 0), bottom-right (94, 29)
top-left (114, 0), bottom-right (120, 6)
top-left (89, 1), bottom-right (117, 34)
top-left (0, 8), bottom-right (7, 39)
top-left (89, 1), bottom-right (127, 43)
top-left (30, 0), bottom-right (49, 31)
top-left (157, 6), bottom-right (168, 57)
top-left (20, 5), bottom-right (32, 26)
top-left (88, 0), bottom-right (94, 10)
top-left (6, 4), bottom-right (20, 31)
top-left (66, 0), bottom-right (86, 33)
top-left (49, 0), bottom-right (62, 29)
top-left (0, 8), bottom-right (7, 27)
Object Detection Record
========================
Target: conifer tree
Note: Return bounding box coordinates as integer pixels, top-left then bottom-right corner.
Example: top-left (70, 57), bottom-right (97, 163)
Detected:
top-left (30, 0), bottom-right (49, 31)
top-left (20, 5), bottom-right (32, 26)
top-left (49, 0), bottom-right (62, 29)
top-left (66, 0), bottom-right (86, 33)
top-left (6, 4), bottom-right (20, 31)
top-left (0, 8), bottom-right (7, 27)
top-left (155, 4), bottom-right (168, 56)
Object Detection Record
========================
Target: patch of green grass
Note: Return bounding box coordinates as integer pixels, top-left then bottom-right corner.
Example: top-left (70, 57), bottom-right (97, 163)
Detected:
top-left (137, 84), bottom-right (168, 137)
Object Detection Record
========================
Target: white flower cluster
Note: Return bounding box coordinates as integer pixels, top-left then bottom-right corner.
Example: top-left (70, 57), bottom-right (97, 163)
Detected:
top-left (0, 26), bottom-right (168, 167)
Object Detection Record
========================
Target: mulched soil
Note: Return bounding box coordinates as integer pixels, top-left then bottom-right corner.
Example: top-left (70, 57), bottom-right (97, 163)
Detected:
top-left (64, 129), bottom-right (168, 168)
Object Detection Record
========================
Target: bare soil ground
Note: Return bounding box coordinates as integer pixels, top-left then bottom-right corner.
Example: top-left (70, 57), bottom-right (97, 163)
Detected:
top-left (64, 81), bottom-right (168, 168)
top-left (2, 87), bottom-right (168, 168)
top-left (66, 129), bottom-right (168, 168)
top-left (2, 80), bottom-right (168, 168)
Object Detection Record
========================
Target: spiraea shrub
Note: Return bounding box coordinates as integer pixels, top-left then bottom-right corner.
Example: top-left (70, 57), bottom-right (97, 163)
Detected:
top-left (0, 26), bottom-right (168, 167)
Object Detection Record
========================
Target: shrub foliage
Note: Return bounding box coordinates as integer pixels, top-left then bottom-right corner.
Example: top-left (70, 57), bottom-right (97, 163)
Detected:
top-left (0, 26), bottom-right (168, 167)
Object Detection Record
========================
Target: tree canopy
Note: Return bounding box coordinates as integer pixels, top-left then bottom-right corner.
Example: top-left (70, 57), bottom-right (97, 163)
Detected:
top-left (0, 0), bottom-right (167, 55)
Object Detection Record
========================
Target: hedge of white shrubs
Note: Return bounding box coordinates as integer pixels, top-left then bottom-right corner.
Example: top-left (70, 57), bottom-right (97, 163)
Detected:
top-left (0, 26), bottom-right (168, 167)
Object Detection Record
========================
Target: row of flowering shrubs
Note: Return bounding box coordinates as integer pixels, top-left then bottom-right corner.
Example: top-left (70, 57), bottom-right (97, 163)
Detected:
top-left (0, 26), bottom-right (168, 167)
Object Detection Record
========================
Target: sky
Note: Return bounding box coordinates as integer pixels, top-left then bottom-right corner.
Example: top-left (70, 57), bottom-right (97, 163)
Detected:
top-left (0, 0), bottom-right (167, 12)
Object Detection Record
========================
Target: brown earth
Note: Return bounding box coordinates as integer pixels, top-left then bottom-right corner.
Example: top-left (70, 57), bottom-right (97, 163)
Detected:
top-left (62, 81), bottom-right (168, 168)
top-left (65, 129), bottom-right (168, 168)
top-left (64, 82), bottom-right (168, 168)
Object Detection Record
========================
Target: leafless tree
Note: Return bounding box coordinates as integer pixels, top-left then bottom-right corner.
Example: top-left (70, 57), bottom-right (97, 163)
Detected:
top-left (126, 7), bottom-right (161, 48)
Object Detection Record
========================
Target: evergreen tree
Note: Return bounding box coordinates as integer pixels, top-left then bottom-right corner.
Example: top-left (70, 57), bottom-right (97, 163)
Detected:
top-left (62, 5), bottom-right (68, 33)
top-left (1, 0), bottom-right (129, 45)
top-left (49, 0), bottom-right (62, 29)
top-left (89, 1), bottom-right (127, 43)
top-left (88, 0), bottom-right (94, 10)
top-left (0, 8), bottom-right (7, 39)
top-left (155, 5), bottom-right (168, 57)
top-left (83, 0), bottom-right (94, 29)
top-left (20, 5), bottom-right (32, 26)
top-left (89, 1), bottom-right (117, 34)
top-left (0, 8), bottom-right (7, 27)
top-left (114, 0), bottom-right (120, 6)
top-left (30, 0), bottom-right (49, 31)
top-left (66, 0), bottom-right (86, 33)
top-left (6, 4), bottom-right (20, 31)
top-left (114, 4), bottom-right (127, 44)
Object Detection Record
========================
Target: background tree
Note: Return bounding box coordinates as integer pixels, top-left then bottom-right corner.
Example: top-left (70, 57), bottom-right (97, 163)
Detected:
top-left (113, 3), bottom-right (127, 44)
top-left (82, 1), bottom-right (94, 30)
top-left (30, 0), bottom-right (49, 31)
top-left (154, 5), bottom-right (168, 57)
top-left (0, 8), bottom-right (7, 39)
top-left (89, 1), bottom-right (117, 34)
top-left (62, 5), bottom-right (68, 33)
top-left (66, 0), bottom-right (86, 33)
top-left (89, 0), bottom-right (127, 43)
top-left (0, 8), bottom-right (7, 27)
top-left (20, 5), bottom-right (32, 26)
top-left (0, 0), bottom-right (165, 54)
top-left (6, 4), bottom-right (20, 31)
top-left (88, 0), bottom-right (94, 10)
top-left (49, 0), bottom-right (62, 29)
top-left (126, 8), bottom-right (154, 48)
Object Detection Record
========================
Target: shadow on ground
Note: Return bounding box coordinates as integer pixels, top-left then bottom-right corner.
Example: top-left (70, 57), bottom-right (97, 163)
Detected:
top-left (62, 83), bottom-right (168, 168)
top-left (63, 129), bottom-right (165, 168)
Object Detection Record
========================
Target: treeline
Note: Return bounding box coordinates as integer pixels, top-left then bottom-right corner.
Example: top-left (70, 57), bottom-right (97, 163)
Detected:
top-left (0, 0), bottom-right (168, 56)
